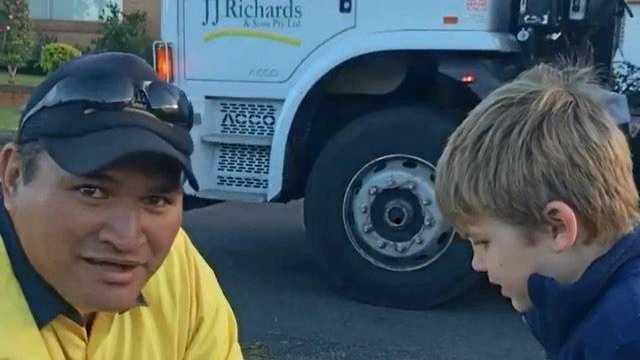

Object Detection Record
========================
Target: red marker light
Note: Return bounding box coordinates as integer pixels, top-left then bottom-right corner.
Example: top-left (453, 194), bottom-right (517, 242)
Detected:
top-left (461, 74), bottom-right (476, 84)
top-left (443, 16), bottom-right (459, 25)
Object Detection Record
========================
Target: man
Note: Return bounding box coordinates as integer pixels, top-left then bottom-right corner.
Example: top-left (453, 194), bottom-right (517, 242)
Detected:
top-left (0, 53), bottom-right (243, 359)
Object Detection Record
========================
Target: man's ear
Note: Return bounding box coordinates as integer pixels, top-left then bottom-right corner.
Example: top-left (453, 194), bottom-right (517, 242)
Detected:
top-left (0, 143), bottom-right (23, 207)
top-left (542, 201), bottom-right (578, 252)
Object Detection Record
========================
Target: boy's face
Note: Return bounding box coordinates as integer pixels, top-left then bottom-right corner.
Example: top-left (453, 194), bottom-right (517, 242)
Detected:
top-left (4, 150), bottom-right (183, 316)
top-left (465, 218), bottom-right (550, 313)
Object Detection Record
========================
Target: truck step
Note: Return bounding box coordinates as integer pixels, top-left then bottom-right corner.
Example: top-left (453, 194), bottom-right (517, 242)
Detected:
top-left (201, 133), bottom-right (272, 146)
top-left (194, 189), bottom-right (267, 203)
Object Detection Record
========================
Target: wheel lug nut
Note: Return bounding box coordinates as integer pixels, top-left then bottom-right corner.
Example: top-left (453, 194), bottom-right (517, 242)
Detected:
top-left (369, 186), bottom-right (378, 195)
top-left (361, 205), bottom-right (368, 214)
top-left (422, 198), bottom-right (432, 206)
top-left (363, 224), bottom-right (373, 233)
top-left (415, 237), bottom-right (424, 244)
top-left (425, 217), bottom-right (435, 228)
top-left (388, 178), bottom-right (396, 187)
top-left (407, 182), bottom-right (415, 190)
top-left (377, 240), bottom-right (386, 249)
top-left (395, 243), bottom-right (407, 253)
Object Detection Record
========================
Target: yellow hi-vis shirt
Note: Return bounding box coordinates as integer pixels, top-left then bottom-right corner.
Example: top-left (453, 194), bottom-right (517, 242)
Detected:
top-left (0, 228), bottom-right (243, 360)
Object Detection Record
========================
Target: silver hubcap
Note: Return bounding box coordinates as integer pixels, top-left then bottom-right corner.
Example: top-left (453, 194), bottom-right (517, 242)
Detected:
top-left (384, 199), bottom-right (414, 228)
top-left (342, 154), bottom-right (454, 272)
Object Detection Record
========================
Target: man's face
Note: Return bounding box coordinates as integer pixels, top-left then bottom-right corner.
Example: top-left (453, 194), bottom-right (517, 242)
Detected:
top-left (5, 151), bottom-right (183, 315)
top-left (465, 218), bottom-right (550, 313)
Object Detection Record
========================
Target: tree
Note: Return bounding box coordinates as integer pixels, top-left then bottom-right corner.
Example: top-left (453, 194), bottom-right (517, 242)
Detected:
top-left (0, 0), bottom-right (34, 84)
top-left (93, 2), bottom-right (150, 59)
top-left (614, 61), bottom-right (640, 111)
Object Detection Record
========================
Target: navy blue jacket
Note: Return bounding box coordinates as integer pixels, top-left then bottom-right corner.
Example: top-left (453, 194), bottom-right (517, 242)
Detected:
top-left (524, 227), bottom-right (640, 360)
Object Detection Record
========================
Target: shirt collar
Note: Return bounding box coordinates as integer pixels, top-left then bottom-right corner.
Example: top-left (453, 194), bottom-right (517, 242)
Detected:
top-left (0, 200), bottom-right (146, 329)
top-left (523, 226), bottom-right (640, 355)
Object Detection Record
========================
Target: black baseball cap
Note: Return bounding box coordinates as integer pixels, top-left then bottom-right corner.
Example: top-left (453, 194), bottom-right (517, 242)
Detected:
top-left (18, 52), bottom-right (199, 191)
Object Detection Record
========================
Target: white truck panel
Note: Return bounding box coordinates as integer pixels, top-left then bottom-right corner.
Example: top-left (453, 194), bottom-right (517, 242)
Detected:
top-left (161, 0), bottom-right (179, 43)
top-left (357, 0), bottom-right (506, 31)
top-left (182, 0), bottom-right (356, 82)
top-left (179, 0), bottom-right (510, 84)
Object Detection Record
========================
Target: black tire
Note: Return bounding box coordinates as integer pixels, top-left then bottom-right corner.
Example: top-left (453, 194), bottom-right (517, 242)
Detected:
top-left (304, 105), bottom-right (480, 309)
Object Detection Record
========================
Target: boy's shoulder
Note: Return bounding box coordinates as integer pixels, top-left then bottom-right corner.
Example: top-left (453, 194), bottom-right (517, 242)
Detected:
top-left (591, 256), bottom-right (640, 326)
top-left (561, 256), bottom-right (640, 359)
top-left (586, 255), bottom-right (640, 330)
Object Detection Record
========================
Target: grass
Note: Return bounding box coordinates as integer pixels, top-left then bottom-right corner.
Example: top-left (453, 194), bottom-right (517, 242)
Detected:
top-left (0, 70), bottom-right (39, 131)
top-left (0, 71), bottom-right (44, 87)
top-left (243, 342), bottom-right (275, 360)
top-left (0, 106), bottom-right (20, 131)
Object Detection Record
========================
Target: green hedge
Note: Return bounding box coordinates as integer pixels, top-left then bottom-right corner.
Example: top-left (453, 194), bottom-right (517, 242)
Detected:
top-left (39, 43), bottom-right (82, 74)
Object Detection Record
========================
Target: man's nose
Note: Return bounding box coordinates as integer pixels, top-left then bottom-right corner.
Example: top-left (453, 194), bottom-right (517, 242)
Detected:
top-left (471, 250), bottom-right (487, 273)
top-left (100, 206), bottom-right (145, 252)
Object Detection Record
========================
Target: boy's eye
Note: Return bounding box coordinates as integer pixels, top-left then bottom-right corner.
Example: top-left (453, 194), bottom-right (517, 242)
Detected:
top-left (77, 186), bottom-right (108, 199)
top-left (469, 238), bottom-right (490, 249)
top-left (478, 242), bottom-right (490, 250)
top-left (478, 241), bottom-right (490, 249)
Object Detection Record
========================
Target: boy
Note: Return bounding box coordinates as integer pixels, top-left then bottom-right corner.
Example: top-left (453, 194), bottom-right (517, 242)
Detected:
top-left (435, 64), bottom-right (640, 359)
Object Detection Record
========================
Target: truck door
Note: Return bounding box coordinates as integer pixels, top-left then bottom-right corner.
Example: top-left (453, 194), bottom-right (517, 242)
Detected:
top-left (182, 0), bottom-right (356, 82)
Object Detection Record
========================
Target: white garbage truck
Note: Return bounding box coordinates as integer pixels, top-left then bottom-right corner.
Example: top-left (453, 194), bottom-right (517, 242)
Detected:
top-left (155, 0), bottom-right (631, 309)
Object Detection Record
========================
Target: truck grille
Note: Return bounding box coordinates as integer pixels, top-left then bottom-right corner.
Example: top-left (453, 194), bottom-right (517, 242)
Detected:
top-left (216, 176), bottom-right (269, 189)
top-left (218, 144), bottom-right (270, 175)
top-left (219, 102), bottom-right (276, 136)
top-left (200, 97), bottom-right (282, 196)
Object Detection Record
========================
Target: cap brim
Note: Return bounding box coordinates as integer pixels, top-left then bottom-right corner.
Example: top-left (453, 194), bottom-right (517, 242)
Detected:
top-left (41, 127), bottom-right (199, 191)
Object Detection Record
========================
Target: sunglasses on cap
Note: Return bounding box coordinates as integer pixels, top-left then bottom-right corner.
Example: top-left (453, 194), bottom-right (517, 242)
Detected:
top-left (20, 75), bottom-right (194, 131)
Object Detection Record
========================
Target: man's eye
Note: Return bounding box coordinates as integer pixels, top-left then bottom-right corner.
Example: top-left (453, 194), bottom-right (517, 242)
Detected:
top-left (143, 195), bottom-right (171, 207)
top-left (77, 186), bottom-right (108, 199)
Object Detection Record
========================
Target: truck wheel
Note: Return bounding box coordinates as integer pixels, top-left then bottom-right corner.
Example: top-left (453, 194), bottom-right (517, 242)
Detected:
top-left (304, 105), bottom-right (480, 309)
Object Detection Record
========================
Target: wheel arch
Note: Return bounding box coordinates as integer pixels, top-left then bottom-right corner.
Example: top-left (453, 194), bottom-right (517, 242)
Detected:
top-left (276, 50), bottom-right (517, 201)
top-left (266, 30), bottom-right (519, 201)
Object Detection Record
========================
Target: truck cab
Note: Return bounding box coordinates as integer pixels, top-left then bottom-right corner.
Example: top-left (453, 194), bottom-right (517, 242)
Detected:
top-left (157, 0), bottom-right (630, 308)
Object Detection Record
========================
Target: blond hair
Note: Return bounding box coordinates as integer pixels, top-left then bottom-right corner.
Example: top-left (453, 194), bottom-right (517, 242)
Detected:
top-left (435, 64), bottom-right (640, 245)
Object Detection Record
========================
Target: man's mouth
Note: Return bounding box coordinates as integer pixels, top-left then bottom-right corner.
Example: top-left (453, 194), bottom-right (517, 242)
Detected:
top-left (83, 257), bottom-right (144, 284)
top-left (85, 257), bottom-right (142, 267)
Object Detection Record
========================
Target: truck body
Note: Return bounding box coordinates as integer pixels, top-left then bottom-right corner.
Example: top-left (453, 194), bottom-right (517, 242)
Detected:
top-left (158, 0), bottom-right (630, 308)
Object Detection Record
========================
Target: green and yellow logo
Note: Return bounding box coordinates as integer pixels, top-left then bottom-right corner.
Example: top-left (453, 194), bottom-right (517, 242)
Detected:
top-left (203, 28), bottom-right (301, 46)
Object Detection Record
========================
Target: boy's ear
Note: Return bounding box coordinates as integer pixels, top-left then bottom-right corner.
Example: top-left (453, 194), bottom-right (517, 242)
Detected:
top-left (542, 201), bottom-right (578, 252)
top-left (0, 143), bottom-right (23, 208)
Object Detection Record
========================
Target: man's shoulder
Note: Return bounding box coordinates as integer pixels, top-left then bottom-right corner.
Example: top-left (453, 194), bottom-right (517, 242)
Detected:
top-left (135, 231), bottom-right (241, 358)
top-left (145, 228), bottom-right (206, 289)
top-left (120, 228), bottom-right (215, 325)
top-left (142, 227), bottom-right (223, 304)
top-left (162, 227), bottom-right (196, 264)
